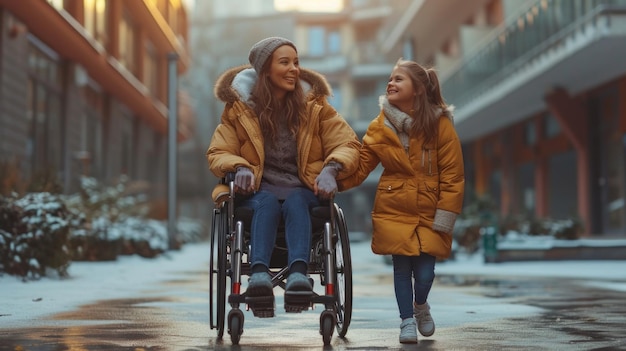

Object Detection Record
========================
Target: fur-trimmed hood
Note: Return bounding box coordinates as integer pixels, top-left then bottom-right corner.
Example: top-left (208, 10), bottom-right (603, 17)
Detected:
top-left (207, 65), bottom-right (361, 195)
top-left (213, 64), bottom-right (332, 105)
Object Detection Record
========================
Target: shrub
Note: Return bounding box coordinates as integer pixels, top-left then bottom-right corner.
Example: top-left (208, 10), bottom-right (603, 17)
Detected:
top-left (64, 176), bottom-right (151, 261)
top-left (0, 193), bottom-right (71, 279)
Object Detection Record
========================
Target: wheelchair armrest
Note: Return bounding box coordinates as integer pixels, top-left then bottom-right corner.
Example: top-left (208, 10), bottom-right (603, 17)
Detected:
top-left (212, 183), bottom-right (230, 205)
top-left (212, 172), bottom-right (238, 206)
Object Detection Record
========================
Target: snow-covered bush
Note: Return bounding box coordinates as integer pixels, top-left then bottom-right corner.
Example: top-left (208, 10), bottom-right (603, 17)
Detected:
top-left (176, 216), bottom-right (206, 243)
top-left (63, 176), bottom-right (206, 260)
top-left (516, 216), bottom-right (582, 240)
top-left (0, 173), bottom-right (208, 279)
top-left (0, 193), bottom-right (71, 279)
top-left (64, 176), bottom-right (155, 260)
top-left (116, 217), bottom-right (168, 258)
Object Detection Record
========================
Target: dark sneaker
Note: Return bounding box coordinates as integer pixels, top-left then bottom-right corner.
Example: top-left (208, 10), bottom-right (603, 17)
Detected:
top-left (285, 272), bottom-right (312, 292)
top-left (284, 272), bottom-right (312, 313)
top-left (414, 302), bottom-right (435, 337)
top-left (247, 272), bottom-right (273, 297)
top-left (399, 318), bottom-right (418, 344)
top-left (246, 272), bottom-right (274, 318)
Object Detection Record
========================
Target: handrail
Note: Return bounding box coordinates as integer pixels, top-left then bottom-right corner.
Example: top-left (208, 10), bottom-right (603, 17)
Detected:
top-left (440, 0), bottom-right (626, 109)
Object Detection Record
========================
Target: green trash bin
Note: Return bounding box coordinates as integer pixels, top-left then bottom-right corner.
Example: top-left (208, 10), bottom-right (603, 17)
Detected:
top-left (481, 226), bottom-right (498, 263)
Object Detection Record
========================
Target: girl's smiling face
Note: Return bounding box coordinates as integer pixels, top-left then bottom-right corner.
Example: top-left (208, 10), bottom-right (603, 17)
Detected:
top-left (387, 67), bottom-right (418, 114)
top-left (268, 45), bottom-right (300, 100)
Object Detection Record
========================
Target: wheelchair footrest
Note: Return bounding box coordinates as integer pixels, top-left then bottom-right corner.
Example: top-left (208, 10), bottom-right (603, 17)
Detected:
top-left (284, 290), bottom-right (314, 313)
top-left (246, 295), bottom-right (275, 318)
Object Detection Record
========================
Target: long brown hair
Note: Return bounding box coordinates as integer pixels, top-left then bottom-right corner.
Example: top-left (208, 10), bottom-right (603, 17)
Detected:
top-left (395, 58), bottom-right (449, 145)
top-left (250, 55), bottom-right (306, 144)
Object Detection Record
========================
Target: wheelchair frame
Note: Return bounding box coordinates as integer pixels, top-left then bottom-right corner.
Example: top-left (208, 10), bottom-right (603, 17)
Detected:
top-left (209, 177), bottom-right (353, 345)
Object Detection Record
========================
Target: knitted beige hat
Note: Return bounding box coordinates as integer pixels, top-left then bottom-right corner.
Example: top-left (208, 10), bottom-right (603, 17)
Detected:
top-left (248, 37), bottom-right (297, 74)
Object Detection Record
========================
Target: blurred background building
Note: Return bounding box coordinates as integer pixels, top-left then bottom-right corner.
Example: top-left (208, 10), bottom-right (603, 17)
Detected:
top-left (0, 0), bottom-right (193, 219)
top-left (2, 0), bottom-right (625, 239)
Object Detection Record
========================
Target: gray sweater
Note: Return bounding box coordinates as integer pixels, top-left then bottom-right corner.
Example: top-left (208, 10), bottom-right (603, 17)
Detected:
top-left (259, 122), bottom-right (306, 200)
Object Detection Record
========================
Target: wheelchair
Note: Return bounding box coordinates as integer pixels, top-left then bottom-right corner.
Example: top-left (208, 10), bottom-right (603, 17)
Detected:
top-left (209, 174), bottom-right (353, 345)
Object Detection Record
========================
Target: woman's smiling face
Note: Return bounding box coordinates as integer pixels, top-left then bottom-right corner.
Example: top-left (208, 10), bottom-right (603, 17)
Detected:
top-left (268, 45), bottom-right (300, 100)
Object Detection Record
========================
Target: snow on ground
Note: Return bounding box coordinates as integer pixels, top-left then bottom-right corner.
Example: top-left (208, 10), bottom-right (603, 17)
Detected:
top-left (437, 250), bottom-right (626, 283)
top-left (1, 239), bottom-right (625, 329)
top-left (0, 244), bottom-right (211, 328)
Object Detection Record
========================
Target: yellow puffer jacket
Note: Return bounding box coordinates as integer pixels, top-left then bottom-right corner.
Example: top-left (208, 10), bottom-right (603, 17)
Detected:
top-left (206, 65), bottom-right (360, 190)
top-left (340, 107), bottom-right (465, 259)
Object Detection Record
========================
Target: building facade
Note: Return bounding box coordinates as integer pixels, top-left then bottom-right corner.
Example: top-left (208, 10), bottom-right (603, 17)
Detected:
top-left (0, 0), bottom-right (192, 212)
top-left (381, 0), bottom-right (626, 237)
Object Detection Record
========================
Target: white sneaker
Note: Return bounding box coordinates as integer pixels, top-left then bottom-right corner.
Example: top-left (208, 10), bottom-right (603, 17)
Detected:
top-left (399, 318), bottom-right (418, 344)
top-left (414, 302), bottom-right (435, 337)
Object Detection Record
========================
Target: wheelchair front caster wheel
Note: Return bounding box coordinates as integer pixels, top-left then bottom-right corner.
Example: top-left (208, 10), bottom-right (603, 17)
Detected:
top-left (320, 311), bottom-right (335, 346)
top-left (228, 309), bottom-right (244, 345)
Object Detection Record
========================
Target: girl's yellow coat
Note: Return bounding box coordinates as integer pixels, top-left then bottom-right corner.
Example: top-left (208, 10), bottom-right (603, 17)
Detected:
top-left (341, 112), bottom-right (465, 259)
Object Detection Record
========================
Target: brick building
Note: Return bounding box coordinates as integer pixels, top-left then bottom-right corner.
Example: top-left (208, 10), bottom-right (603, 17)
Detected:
top-left (0, 0), bottom-right (192, 208)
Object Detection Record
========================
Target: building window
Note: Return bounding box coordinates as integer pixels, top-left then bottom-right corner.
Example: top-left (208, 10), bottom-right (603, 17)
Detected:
top-left (308, 26), bottom-right (325, 56)
top-left (119, 10), bottom-right (136, 74)
top-left (548, 150), bottom-right (577, 219)
top-left (403, 37), bottom-right (415, 60)
top-left (328, 30), bottom-right (341, 54)
top-left (80, 88), bottom-right (104, 179)
top-left (307, 27), bottom-right (341, 57)
top-left (524, 120), bottom-right (536, 146)
top-left (120, 111), bottom-right (134, 177)
top-left (47, 0), bottom-right (64, 10)
top-left (168, 0), bottom-right (178, 33)
top-left (307, 26), bottom-right (341, 57)
top-left (84, 0), bottom-right (108, 44)
top-left (144, 41), bottom-right (158, 96)
top-left (27, 43), bottom-right (63, 178)
top-left (545, 112), bottom-right (561, 138)
top-left (517, 161), bottom-right (535, 216)
top-left (489, 169), bottom-right (502, 211)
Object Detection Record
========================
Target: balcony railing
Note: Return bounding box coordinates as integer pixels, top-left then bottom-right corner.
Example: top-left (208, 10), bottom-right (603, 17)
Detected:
top-left (441, 0), bottom-right (626, 109)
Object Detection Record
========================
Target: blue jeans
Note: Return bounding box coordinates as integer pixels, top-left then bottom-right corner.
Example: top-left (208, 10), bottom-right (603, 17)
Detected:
top-left (392, 253), bottom-right (436, 319)
top-left (239, 188), bottom-right (319, 271)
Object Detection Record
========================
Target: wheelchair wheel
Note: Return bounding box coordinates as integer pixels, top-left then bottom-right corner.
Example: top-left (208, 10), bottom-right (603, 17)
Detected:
top-left (320, 310), bottom-right (335, 346)
top-left (333, 204), bottom-right (353, 337)
top-left (209, 208), bottom-right (228, 338)
top-left (228, 308), bottom-right (244, 345)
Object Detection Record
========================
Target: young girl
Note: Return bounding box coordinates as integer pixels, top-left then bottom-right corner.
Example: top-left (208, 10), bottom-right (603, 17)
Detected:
top-left (206, 37), bottom-right (360, 315)
top-left (340, 59), bottom-right (465, 343)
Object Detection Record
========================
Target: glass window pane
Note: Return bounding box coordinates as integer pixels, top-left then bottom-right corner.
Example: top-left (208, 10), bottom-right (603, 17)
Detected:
top-left (84, 0), bottom-right (95, 34)
top-left (548, 150), bottom-right (577, 219)
top-left (96, 0), bottom-right (107, 42)
top-left (47, 96), bottom-right (62, 169)
top-left (328, 30), bottom-right (341, 54)
top-left (308, 27), bottom-right (325, 56)
top-left (525, 121), bottom-right (536, 145)
top-left (517, 161), bottom-right (535, 215)
top-left (47, 0), bottom-right (64, 10)
top-left (545, 113), bottom-right (560, 138)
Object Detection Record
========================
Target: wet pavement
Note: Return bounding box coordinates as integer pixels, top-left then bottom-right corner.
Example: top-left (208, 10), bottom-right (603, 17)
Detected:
top-left (1, 242), bottom-right (626, 350)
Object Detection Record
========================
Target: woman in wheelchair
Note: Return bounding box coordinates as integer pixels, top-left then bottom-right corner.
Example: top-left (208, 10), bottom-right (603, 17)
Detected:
top-left (206, 37), bottom-right (360, 313)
